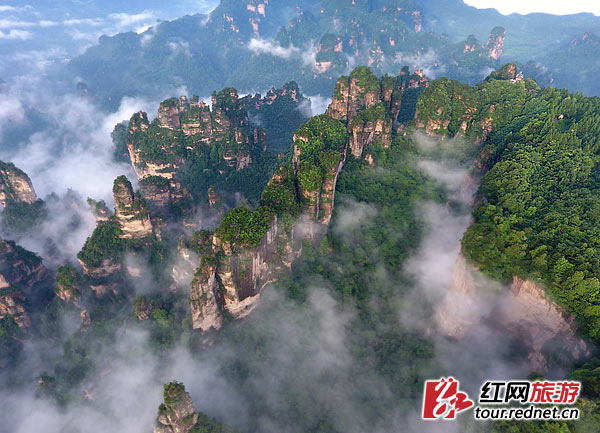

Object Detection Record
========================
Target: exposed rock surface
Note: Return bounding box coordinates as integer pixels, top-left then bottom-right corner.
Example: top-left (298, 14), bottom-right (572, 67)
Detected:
top-left (55, 266), bottom-right (82, 304)
top-left (415, 63), bottom-right (530, 141)
top-left (0, 239), bottom-right (50, 328)
top-left (139, 177), bottom-right (193, 218)
top-left (189, 264), bottom-right (225, 332)
top-left (154, 382), bottom-right (237, 433)
top-left (328, 66), bottom-right (428, 160)
top-left (0, 161), bottom-right (37, 206)
top-left (154, 382), bottom-right (198, 433)
top-left (188, 67), bottom-right (430, 331)
top-left (127, 90), bottom-right (264, 181)
top-left (486, 26), bottom-right (506, 60)
top-left (0, 282), bottom-right (29, 328)
top-left (133, 296), bottom-right (157, 321)
top-left (191, 212), bottom-right (304, 332)
top-left (113, 176), bottom-right (153, 239)
top-left (241, 81), bottom-right (303, 110)
top-left (436, 255), bottom-right (591, 371)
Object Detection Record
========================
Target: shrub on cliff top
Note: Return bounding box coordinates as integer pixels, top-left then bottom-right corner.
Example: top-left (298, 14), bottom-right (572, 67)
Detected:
top-left (215, 206), bottom-right (274, 250)
top-left (163, 381), bottom-right (186, 407)
top-left (77, 220), bottom-right (124, 268)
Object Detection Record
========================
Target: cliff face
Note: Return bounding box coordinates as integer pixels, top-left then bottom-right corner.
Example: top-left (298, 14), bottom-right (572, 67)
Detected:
top-left (187, 67), bottom-right (431, 331)
top-left (139, 177), bottom-right (193, 219)
top-left (328, 67), bottom-right (428, 160)
top-left (191, 211), bottom-right (303, 332)
top-left (113, 176), bottom-right (153, 239)
top-left (0, 161), bottom-right (37, 206)
top-left (0, 239), bottom-right (50, 329)
top-left (189, 114), bottom-right (348, 331)
top-left (0, 280), bottom-right (29, 328)
top-left (436, 255), bottom-right (590, 371)
top-left (486, 26), bottom-right (506, 60)
top-left (215, 215), bottom-right (292, 315)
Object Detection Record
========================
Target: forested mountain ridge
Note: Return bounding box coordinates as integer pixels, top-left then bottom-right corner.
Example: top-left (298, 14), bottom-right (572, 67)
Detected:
top-left (2, 62), bottom-right (600, 432)
top-left (69, 0), bottom-right (600, 109)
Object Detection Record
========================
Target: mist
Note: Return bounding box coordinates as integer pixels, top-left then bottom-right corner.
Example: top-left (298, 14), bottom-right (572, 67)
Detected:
top-left (0, 117), bottom-right (593, 433)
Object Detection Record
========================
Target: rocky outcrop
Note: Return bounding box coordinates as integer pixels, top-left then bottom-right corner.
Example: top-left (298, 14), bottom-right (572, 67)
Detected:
top-left (127, 89), bottom-right (264, 182)
top-left (190, 114), bottom-right (348, 331)
top-left (87, 198), bottom-right (111, 222)
top-left (0, 239), bottom-right (50, 328)
top-left (113, 176), bottom-right (153, 239)
top-left (80, 309), bottom-right (91, 326)
top-left (0, 161), bottom-right (37, 206)
top-left (486, 26), bottom-right (506, 60)
top-left (80, 258), bottom-right (121, 280)
top-left (241, 81), bottom-right (303, 110)
top-left (127, 111), bottom-right (180, 180)
top-left (485, 62), bottom-right (521, 82)
top-left (327, 67), bottom-right (381, 123)
top-left (348, 106), bottom-right (392, 157)
top-left (154, 382), bottom-right (237, 433)
top-left (415, 64), bottom-right (528, 141)
top-left (189, 264), bottom-right (224, 332)
top-left (327, 66), bottom-right (428, 160)
top-left (55, 265), bottom-right (82, 304)
top-left (154, 382), bottom-right (198, 433)
top-left (133, 296), bottom-right (158, 321)
top-left (191, 213), bottom-right (303, 332)
top-left (0, 282), bottom-right (29, 328)
top-left (139, 177), bottom-right (193, 218)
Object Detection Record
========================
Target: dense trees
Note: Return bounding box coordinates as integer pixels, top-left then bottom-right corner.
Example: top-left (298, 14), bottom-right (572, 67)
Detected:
top-left (460, 87), bottom-right (600, 340)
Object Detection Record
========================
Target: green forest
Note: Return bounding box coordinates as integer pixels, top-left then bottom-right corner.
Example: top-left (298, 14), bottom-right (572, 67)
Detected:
top-left (2, 62), bottom-right (600, 433)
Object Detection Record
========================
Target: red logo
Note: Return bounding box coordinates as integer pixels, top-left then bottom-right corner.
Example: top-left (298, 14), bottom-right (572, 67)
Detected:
top-left (422, 377), bottom-right (474, 420)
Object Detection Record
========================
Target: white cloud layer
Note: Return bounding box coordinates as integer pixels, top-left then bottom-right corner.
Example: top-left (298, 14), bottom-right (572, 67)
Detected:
top-left (248, 38), bottom-right (300, 59)
top-left (465, 0), bottom-right (600, 15)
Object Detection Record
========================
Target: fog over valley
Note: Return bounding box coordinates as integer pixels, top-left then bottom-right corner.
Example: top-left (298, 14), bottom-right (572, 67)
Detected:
top-left (0, 2), bottom-right (599, 433)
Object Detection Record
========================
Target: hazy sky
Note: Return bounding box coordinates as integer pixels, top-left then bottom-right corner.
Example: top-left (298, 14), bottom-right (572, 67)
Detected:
top-left (465, 0), bottom-right (600, 15)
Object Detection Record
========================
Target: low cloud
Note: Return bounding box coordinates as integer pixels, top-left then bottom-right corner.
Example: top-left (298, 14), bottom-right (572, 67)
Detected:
top-left (248, 38), bottom-right (300, 59)
top-left (0, 94), bottom-right (25, 128)
top-left (109, 12), bottom-right (154, 26)
top-left (1, 94), bottom-right (150, 203)
top-left (168, 40), bottom-right (191, 56)
top-left (395, 49), bottom-right (444, 78)
top-left (0, 5), bottom-right (33, 13)
top-left (0, 29), bottom-right (31, 40)
top-left (303, 95), bottom-right (331, 116)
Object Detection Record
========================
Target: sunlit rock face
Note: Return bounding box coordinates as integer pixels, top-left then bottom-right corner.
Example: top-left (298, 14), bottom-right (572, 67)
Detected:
top-left (113, 175), bottom-right (153, 239)
top-left (486, 26), bottom-right (506, 60)
top-left (328, 66), bottom-right (428, 158)
top-left (0, 161), bottom-right (37, 207)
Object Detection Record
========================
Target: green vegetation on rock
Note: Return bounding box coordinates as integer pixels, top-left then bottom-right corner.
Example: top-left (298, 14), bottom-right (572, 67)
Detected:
top-left (215, 206), bottom-right (275, 251)
top-left (77, 220), bottom-right (124, 268)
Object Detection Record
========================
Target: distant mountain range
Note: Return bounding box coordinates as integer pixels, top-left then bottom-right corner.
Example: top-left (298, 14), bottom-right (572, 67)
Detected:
top-left (67, 0), bottom-right (600, 108)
